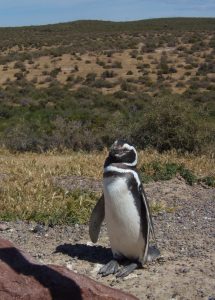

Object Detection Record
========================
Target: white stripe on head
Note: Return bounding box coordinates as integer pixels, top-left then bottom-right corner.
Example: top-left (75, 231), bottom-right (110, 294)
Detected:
top-left (104, 165), bottom-right (141, 187)
top-left (122, 143), bottom-right (135, 151)
top-left (122, 143), bottom-right (138, 166)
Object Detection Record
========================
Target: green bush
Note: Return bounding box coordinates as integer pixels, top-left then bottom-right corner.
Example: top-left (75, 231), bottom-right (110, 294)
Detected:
top-left (201, 176), bottom-right (215, 187)
top-left (140, 161), bottom-right (197, 185)
top-left (14, 61), bottom-right (26, 71)
top-left (131, 96), bottom-right (209, 153)
top-left (84, 72), bottom-right (97, 84)
top-left (50, 67), bottom-right (61, 78)
top-left (0, 82), bottom-right (214, 154)
top-left (101, 70), bottom-right (116, 78)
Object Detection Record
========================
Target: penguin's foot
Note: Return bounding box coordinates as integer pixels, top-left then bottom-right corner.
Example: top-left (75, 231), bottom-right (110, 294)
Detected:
top-left (116, 262), bottom-right (138, 278)
top-left (98, 259), bottom-right (119, 277)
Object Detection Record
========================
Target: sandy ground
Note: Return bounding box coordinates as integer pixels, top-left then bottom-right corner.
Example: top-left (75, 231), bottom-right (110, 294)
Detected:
top-left (0, 177), bottom-right (214, 300)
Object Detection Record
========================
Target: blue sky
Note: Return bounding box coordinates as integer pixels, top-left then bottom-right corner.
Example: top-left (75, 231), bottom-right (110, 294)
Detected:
top-left (0, 0), bottom-right (214, 27)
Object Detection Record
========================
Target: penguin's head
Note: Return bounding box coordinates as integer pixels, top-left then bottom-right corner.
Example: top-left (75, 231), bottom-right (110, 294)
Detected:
top-left (108, 139), bottom-right (137, 166)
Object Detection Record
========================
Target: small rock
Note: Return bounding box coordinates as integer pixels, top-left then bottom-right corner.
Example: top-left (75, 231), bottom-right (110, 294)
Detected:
top-left (31, 224), bottom-right (46, 234)
top-left (66, 263), bottom-right (74, 271)
top-left (86, 241), bottom-right (94, 246)
top-left (122, 273), bottom-right (138, 280)
top-left (157, 256), bottom-right (166, 263)
top-left (0, 224), bottom-right (10, 231)
top-left (171, 292), bottom-right (179, 299)
top-left (91, 263), bottom-right (103, 275)
top-left (178, 267), bottom-right (190, 273)
top-left (110, 280), bottom-right (116, 287)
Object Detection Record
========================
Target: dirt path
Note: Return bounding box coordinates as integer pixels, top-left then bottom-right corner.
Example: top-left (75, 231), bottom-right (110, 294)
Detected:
top-left (0, 178), bottom-right (214, 300)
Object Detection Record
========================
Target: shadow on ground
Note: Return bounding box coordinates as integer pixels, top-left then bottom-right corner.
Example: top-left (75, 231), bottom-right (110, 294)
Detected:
top-left (55, 243), bottom-right (112, 264)
top-left (0, 246), bottom-right (82, 300)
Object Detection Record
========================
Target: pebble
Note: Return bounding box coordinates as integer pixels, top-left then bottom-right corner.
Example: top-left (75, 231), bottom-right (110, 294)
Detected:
top-left (0, 224), bottom-right (10, 231)
top-left (86, 241), bottom-right (94, 246)
top-left (157, 256), bottom-right (166, 263)
top-left (178, 267), bottom-right (190, 273)
top-left (91, 263), bottom-right (103, 275)
top-left (171, 292), bottom-right (179, 300)
top-left (66, 263), bottom-right (74, 271)
top-left (122, 273), bottom-right (138, 280)
top-left (31, 224), bottom-right (46, 234)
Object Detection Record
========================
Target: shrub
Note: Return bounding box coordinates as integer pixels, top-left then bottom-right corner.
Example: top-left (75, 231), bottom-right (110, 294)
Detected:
top-left (137, 56), bottom-right (143, 60)
top-left (49, 117), bottom-right (102, 151)
top-left (92, 79), bottom-right (115, 88)
top-left (101, 70), bottom-right (116, 78)
top-left (130, 49), bottom-right (138, 58)
top-left (50, 67), bottom-right (61, 78)
top-left (120, 80), bottom-right (137, 92)
top-left (201, 176), bottom-right (215, 187)
top-left (175, 81), bottom-right (185, 88)
top-left (3, 124), bottom-right (41, 152)
top-left (196, 62), bottom-right (215, 75)
top-left (84, 72), bottom-right (97, 84)
top-left (31, 76), bottom-right (38, 84)
top-left (132, 96), bottom-right (209, 153)
top-left (66, 75), bottom-right (74, 82)
top-left (111, 61), bottom-right (122, 68)
top-left (96, 59), bottom-right (105, 67)
top-left (14, 72), bottom-right (24, 80)
top-left (14, 61), bottom-right (26, 71)
top-left (139, 161), bottom-right (197, 185)
top-left (141, 41), bottom-right (156, 53)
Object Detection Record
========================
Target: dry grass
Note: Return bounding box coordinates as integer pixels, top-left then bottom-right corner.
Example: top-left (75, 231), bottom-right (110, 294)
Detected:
top-left (0, 148), bottom-right (214, 224)
top-left (138, 149), bottom-right (215, 178)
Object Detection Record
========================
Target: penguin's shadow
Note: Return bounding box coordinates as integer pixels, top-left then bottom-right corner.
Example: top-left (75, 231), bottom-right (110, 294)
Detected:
top-left (55, 243), bottom-right (112, 265)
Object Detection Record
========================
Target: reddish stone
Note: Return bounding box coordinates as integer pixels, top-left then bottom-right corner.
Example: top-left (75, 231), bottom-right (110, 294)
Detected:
top-left (0, 238), bottom-right (137, 300)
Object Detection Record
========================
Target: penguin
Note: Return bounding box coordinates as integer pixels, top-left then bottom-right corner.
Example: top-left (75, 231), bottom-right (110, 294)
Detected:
top-left (89, 139), bottom-right (160, 278)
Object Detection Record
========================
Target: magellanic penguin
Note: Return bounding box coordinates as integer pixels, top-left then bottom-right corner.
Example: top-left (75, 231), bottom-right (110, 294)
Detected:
top-left (89, 139), bottom-right (160, 278)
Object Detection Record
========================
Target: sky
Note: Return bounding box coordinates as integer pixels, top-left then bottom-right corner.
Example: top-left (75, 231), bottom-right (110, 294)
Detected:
top-left (0, 0), bottom-right (214, 27)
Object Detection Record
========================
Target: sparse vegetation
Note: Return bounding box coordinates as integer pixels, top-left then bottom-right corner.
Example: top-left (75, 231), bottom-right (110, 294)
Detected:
top-left (0, 149), bottom-right (214, 224)
top-left (140, 161), bottom-right (198, 185)
top-left (0, 18), bottom-right (214, 179)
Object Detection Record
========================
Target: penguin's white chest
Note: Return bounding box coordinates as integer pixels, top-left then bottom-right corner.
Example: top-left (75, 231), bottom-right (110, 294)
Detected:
top-left (103, 176), bottom-right (145, 261)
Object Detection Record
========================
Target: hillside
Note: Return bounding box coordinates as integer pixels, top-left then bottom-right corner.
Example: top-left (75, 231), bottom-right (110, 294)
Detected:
top-left (1, 18), bottom-right (215, 48)
top-left (0, 18), bottom-right (214, 153)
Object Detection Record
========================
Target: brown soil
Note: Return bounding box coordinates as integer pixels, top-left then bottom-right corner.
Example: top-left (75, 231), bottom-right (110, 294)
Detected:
top-left (0, 178), bottom-right (214, 300)
top-left (1, 37), bottom-right (214, 94)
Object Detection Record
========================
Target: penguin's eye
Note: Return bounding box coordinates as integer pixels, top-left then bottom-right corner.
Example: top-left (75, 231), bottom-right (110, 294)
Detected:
top-left (122, 147), bottom-right (129, 152)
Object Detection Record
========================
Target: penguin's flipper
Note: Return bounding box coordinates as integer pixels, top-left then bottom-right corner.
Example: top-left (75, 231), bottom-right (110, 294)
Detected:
top-left (89, 194), bottom-right (105, 243)
top-left (140, 184), bottom-right (156, 242)
top-left (139, 184), bottom-right (158, 263)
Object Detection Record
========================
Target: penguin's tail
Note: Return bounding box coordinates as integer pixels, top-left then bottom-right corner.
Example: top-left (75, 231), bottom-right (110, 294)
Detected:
top-left (147, 245), bottom-right (160, 262)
